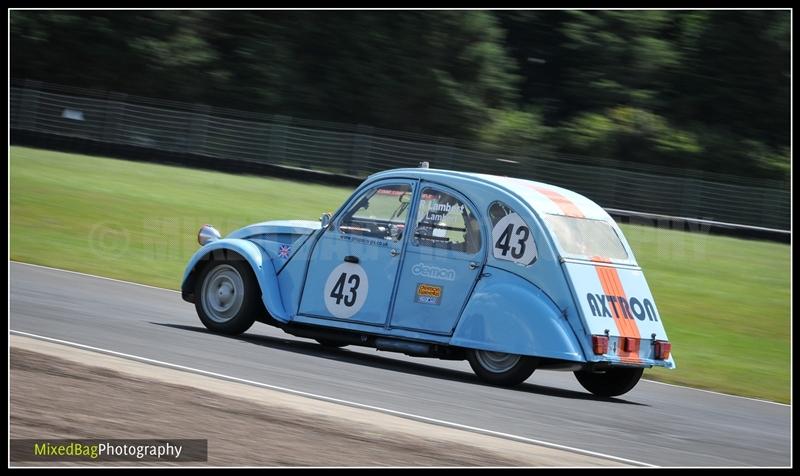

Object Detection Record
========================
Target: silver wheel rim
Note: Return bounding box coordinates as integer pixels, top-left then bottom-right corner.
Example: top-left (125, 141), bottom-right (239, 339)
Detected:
top-left (201, 264), bottom-right (245, 323)
top-left (475, 351), bottom-right (521, 373)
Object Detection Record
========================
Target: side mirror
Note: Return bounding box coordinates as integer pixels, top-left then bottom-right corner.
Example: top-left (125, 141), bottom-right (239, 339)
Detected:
top-left (320, 213), bottom-right (332, 229)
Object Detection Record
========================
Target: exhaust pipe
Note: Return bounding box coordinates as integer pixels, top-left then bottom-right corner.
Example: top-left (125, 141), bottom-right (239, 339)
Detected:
top-left (374, 338), bottom-right (431, 356)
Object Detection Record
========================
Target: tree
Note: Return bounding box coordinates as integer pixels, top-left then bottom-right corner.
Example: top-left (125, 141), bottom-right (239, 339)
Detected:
top-left (10, 10), bottom-right (790, 180)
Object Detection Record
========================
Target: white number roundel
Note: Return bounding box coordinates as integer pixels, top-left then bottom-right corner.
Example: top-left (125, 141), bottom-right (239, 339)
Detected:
top-left (324, 262), bottom-right (369, 319)
top-left (491, 213), bottom-right (537, 265)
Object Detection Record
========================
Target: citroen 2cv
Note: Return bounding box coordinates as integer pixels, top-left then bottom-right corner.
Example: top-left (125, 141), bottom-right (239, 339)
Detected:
top-left (181, 166), bottom-right (674, 397)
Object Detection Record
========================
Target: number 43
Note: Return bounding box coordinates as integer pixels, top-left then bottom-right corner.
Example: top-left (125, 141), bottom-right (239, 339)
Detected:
top-left (329, 272), bottom-right (360, 307)
top-left (495, 224), bottom-right (529, 260)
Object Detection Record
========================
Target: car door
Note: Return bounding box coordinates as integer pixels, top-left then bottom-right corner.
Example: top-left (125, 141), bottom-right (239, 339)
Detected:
top-left (298, 180), bottom-right (415, 326)
top-left (389, 184), bottom-right (485, 335)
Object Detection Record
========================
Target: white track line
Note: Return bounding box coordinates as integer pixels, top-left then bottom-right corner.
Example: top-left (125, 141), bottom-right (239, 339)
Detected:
top-left (10, 261), bottom-right (181, 294)
top-left (638, 378), bottom-right (790, 407)
top-left (9, 260), bottom-right (791, 407)
top-left (10, 330), bottom-right (654, 467)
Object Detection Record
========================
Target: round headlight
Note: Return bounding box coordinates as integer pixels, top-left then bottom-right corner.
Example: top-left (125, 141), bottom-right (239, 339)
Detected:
top-left (197, 224), bottom-right (221, 246)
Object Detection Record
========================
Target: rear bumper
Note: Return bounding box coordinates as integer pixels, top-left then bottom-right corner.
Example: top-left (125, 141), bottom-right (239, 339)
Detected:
top-left (585, 336), bottom-right (676, 369)
top-left (586, 356), bottom-right (675, 370)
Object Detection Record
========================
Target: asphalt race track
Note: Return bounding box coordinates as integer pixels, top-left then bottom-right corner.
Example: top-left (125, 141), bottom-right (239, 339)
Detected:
top-left (9, 262), bottom-right (791, 467)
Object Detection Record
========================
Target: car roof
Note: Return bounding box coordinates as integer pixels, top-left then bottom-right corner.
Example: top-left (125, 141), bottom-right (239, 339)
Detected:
top-left (368, 168), bottom-right (610, 221)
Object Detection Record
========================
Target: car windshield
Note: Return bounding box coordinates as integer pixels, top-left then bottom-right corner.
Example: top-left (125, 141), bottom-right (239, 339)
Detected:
top-left (543, 214), bottom-right (629, 260)
top-left (351, 187), bottom-right (411, 224)
top-left (338, 184), bottom-right (412, 240)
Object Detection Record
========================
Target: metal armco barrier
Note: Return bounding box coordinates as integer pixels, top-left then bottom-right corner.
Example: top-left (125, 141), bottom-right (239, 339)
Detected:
top-left (10, 80), bottom-right (790, 236)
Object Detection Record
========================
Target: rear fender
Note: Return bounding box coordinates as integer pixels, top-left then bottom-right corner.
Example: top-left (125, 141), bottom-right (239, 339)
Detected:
top-left (181, 239), bottom-right (290, 322)
top-left (451, 268), bottom-right (585, 362)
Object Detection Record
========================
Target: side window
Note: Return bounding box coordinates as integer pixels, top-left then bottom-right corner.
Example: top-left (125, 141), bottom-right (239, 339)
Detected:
top-left (413, 188), bottom-right (481, 254)
top-left (489, 202), bottom-right (537, 265)
top-left (338, 184), bottom-right (412, 240)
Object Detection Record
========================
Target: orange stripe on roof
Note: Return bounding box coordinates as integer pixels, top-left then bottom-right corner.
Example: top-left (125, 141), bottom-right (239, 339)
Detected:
top-left (591, 257), bottom-right (641, 362)
top-left (529, 185), bottom-right (585, 218)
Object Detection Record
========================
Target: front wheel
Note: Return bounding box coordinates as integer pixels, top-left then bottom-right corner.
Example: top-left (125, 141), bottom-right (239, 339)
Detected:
top-left (195, 259), bottom-right (261, 335)
top-left (574, 367), bottom-right (644, 397)
top-left (467, 350), bottom-right (538, 387)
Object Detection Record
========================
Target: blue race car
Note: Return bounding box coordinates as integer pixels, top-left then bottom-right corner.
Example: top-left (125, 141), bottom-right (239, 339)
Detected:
top-left (182, 165), bottom-right (674, 397)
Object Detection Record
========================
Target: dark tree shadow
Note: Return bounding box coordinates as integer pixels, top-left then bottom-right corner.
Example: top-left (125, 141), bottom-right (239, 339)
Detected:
top-left (151, 322), bottom-right (649, 406)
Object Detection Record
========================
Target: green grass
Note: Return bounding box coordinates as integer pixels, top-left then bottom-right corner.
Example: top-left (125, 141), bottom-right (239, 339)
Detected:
top-left (10, 146), bottom-right (790, 403)
top-left (622, 224), bottom-right (790, 402)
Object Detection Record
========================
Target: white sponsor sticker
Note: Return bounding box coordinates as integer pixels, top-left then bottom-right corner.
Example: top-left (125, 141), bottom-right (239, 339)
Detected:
top-left (491, 213), bottom-right (537, 265)
top-left (324, 263), bottom-right (369, 319)
top-left (411, 262), bottom-right (456, 281)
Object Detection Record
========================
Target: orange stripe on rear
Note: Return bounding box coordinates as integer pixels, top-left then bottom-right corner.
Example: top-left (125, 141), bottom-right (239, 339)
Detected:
top-left (591, 257), bottom-right (641, 362)
top-left (592, 261), bottom-right (625, 339)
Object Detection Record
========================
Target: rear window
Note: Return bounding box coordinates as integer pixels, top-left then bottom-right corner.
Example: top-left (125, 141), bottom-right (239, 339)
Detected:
top-left (543, 215), bottom-right (629, 260)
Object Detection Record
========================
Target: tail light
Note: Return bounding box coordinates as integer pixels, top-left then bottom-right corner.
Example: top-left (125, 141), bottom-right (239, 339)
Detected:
top-left (592, 335), bottom-right (609, 355)
top-left (654, 340), bottom-right (672, 360)
top-left (622, 337), bottom-right (640, 353)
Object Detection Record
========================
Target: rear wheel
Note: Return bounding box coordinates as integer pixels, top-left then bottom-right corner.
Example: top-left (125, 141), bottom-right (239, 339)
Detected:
top-left (195, 259), bottom-right (261, 335)
top-left (467, 350), bottom-right (538, 386)
top-left (574, 367), bottom-right (644, 397)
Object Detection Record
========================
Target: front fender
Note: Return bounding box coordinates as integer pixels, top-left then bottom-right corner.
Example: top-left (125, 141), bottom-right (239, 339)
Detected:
top-left (181, 239), bottom-right (289, 322)
top-left (451, 268), bottom-right (586, 362)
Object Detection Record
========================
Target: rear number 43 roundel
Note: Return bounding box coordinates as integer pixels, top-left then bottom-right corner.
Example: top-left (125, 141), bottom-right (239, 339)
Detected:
top-left (324, 262), bottom-right (369, 319)
top-left (492, 213), bottom-right (537, 265)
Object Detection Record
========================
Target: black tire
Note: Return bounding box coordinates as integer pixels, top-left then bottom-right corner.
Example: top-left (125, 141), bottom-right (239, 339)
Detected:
top-left (574, 367), bottom-right (644, 397)
top-left (467, 349), bottom-right (538, 387)
top-left (194, 258), bottom-right (262, 336)
top-left (315, 339), bottom-right (348, 349)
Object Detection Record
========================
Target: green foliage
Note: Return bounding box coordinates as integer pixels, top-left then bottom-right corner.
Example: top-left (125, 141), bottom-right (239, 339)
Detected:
top-left (558, 11), bottom-right (681, 111)
top-left (498, 10), bottom-right (789, 180)
top-left (11, 11), bottom-right (518, 141)
top-left (478, 108), bottom-right (550, 152)
top-left (561, 107), bottom-right (702, 167)
top-left (10, 10), bottom-right (790, 180)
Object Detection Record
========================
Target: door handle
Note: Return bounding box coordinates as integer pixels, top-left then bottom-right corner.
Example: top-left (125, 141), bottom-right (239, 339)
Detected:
top-left (344, 255), bottom-right (360, 263)
top-left (390, 249), bottom-right (400, 257)
top-left (469, 261), bottom-right (480, 270)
